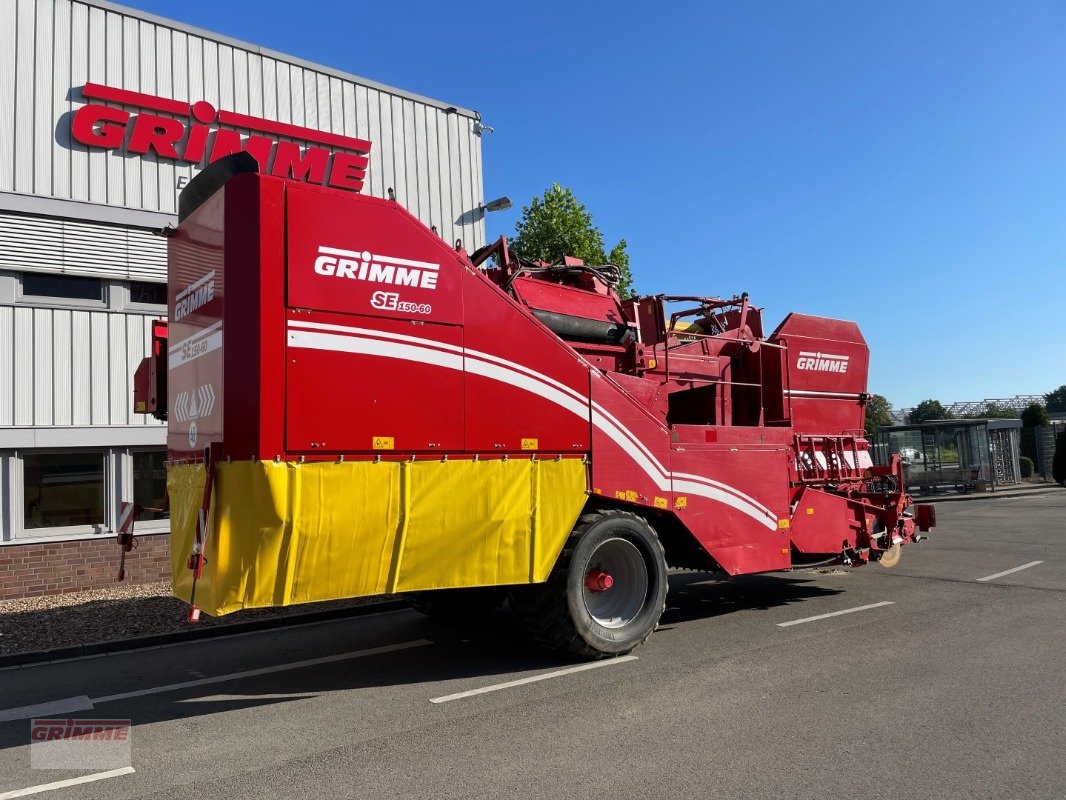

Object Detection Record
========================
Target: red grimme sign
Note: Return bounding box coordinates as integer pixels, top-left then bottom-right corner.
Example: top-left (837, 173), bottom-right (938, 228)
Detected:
top-left (70, 83), bottom-right (371, 191)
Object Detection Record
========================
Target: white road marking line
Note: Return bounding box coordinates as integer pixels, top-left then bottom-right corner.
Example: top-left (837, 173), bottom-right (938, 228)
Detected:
top-left (976, 561), bottom-right (1044, 583)
top-left (776, 601), bottom-right (895, 628)
top-left (0, 640), bottom-right (429, 722)
top-left (0, 696), bottom-right (94, 723)
top-left (0, 606), bottom-right (411, 673)
top-left (0, 767), bottom-right (135, 799)
top-left (92, 640), bottom-right (430, 704)
top-left (430, 655), bottom-right (639, 703)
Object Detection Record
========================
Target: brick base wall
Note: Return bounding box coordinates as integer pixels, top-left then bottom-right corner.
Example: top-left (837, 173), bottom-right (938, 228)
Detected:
top-left (0, 534), bottom-right (171, 601)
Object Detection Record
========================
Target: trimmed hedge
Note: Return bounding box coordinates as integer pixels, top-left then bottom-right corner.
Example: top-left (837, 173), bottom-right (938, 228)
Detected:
top-left (1020, 456), bottom-right (1034, 479)
top-left (1053, 430), bottom-right (1066, 485)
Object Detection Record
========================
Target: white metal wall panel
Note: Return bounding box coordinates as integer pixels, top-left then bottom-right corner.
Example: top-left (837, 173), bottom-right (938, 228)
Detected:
top-left (33, 310), bottom-right (52, 425)
top-left (0, 1), bottom-right (14, 194)
top-left (33, 0), bottom-right (54, 198)
top-left (51, 308), bottom-right (72, 425)
top-left (13, 306), bottom-right (32, 425)
top-left (13, 0), bottom-right (35, 196)
top-left (0, 210), bottom-right (165, 281)
top-left (0, 305), bottom-right (160, 427)
top-left (0, 306), bottom-right (13, 425)
top-left (70, 309), bottom-right (90, 424)
top-left (107, 312), bottom-right (125, 424)
top-left (89, 313), bottom-right (107, 424)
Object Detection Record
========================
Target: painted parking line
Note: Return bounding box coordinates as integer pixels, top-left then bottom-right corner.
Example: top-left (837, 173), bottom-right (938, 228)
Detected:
top-left (430, 655), bottom-right (639, 703)
top-left (0, 640), bottom-right (430, 722)
top-left (776, 601), bottom-right (895, 628)
top-left (0, 767), bottom-right (135, 799)
top-left (0, 606), bottom-right (412, 673)
top-left (976, 560), bottom-right (1044, 583)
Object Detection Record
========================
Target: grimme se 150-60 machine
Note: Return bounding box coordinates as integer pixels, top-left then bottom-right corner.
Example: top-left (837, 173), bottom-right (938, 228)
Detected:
top-left (133, 153), bottom-right (934, 658)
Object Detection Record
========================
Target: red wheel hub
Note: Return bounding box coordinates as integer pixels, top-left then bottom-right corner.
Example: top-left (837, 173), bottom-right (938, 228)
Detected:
top-left (585, 567), bottom-right (614, 593)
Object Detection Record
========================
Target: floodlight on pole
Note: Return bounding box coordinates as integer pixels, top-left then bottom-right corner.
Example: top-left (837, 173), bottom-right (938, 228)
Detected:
top-left (480, 196), bottom-right (513, 213)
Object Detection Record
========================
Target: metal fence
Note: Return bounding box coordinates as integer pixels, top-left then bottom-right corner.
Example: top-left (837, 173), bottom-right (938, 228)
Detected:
top-left (1020, 422), bottom-right (1066, 479)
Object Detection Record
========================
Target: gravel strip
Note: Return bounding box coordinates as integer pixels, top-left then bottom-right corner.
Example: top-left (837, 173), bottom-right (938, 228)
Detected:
top-left (0, 581), bottom-right (394, 657)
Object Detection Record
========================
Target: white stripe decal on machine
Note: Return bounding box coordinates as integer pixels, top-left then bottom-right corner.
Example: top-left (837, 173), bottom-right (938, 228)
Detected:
top-left (169, 321), bottom-right (223, 369)
top-left (783, 389), bottom-right (861, 399)
top-left (287, 321), bottom-right (778, 529)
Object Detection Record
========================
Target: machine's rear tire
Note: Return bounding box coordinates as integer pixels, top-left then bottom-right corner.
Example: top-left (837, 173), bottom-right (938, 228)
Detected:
top-left (510, 509), bottom-right (668, 659)
top-left (408, 586), bottom-right (507, 624)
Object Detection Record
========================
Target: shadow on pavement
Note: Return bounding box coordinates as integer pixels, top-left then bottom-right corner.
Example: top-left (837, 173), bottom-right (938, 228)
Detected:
top-left (0, 571), bottom-right (842, 750)
top-left (660, 571), bottom-right (843, 626)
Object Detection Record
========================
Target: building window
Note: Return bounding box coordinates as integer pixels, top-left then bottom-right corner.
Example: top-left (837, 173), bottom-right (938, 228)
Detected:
top-left (129, 280), bottom-right (167, 307)
top-left (23, 451), bottom-right (106, 531)
top-left (3, 447), bottom-right (172, 542)
top-left (21, 273), bottom-right (105, 303)
top-left (132, 449), bottom-right (168, 522)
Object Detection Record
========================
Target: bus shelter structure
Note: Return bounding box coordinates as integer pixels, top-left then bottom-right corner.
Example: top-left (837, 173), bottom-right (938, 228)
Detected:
top-left (873, 418), bottom-right (1022, 493)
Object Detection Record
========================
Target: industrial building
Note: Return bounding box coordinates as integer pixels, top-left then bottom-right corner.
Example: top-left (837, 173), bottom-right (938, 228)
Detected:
top-left (0, 0), bottom-right (485, 598)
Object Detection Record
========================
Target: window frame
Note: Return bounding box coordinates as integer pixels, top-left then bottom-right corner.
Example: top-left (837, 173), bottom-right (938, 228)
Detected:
top-left (15, 273), bottom-right (109, 311)
top-left (122, 446), bottom-right (170, 532)
top-left (1, 446), bottom-right (170, 543)
top-left (116, 280), bottom-right (168, 314)
top-left (17, 448), bottom-right (113, 539)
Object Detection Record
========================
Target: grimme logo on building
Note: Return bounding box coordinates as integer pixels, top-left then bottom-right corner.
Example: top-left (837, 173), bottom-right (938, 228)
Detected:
top-left (796, 351), bottom-right (850, 373)
top-left (70, 83), bottom-right (371, 191)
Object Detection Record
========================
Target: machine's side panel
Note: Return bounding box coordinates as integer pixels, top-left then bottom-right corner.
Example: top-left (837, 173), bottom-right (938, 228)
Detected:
top-left (462, 271), bottom-right (593, 454)
top-left (588, 377), bottom-right (673, 507)
top-left (286, 185), bottom-right (463, 327)
top-left (285, 310), bottom-right (466, 453)
top-left (769, 313), bottom-right (869, 435)
top-left (670, 446), bottom-right (792, 574)
top-left (167, 191), bottom-right (225, 460)
top-left (283, 182), bottom-right (467, 454)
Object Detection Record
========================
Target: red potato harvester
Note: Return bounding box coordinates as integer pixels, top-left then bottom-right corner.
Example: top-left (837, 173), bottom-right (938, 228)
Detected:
top-left (132, 153), bottom-right (934, 658)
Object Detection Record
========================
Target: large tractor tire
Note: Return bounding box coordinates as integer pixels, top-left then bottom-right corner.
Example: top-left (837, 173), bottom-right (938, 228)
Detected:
top-left (510, 509), bottom-right (668, 659)
top-left (408, 586), bottom-right (508, 624)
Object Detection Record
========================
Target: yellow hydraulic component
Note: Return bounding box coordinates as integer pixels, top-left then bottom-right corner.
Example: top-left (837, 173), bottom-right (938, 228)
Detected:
top-left (670, 320), bottom-right (703, 337)
top-left (167, 457), bottom-right (587, 616)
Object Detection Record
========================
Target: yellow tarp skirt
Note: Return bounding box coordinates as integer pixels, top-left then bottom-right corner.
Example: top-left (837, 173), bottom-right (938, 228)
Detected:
top-left (167, 458), bottom-right (588, 616)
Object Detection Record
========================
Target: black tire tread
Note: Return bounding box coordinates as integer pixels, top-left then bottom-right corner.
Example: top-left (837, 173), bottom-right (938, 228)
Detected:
top-left (510, 509), bottom-right (667, 659)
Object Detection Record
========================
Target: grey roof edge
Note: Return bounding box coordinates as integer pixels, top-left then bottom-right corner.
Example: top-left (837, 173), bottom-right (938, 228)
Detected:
top-left (0, 192), bottom-right (176, 230)
top-left (79, 0), bottom-right (481, 120)
top-left (879, 418), bottom-right (1023, 431)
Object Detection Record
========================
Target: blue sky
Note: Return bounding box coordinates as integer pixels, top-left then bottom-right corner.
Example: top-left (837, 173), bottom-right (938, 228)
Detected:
top-left (133, 0), bottom-right (1066, 409)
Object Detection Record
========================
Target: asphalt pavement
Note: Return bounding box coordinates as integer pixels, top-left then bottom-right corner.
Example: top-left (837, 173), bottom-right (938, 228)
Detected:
top-left (0, 491), bottom-right (1063, 800)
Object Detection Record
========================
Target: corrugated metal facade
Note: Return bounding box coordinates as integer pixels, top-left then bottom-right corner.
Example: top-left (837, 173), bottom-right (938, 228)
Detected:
top-left (0, 0), bottom-right (485, 544)
top-left (0, 0), bottom-right (485, 248)
top-left (0, 210), bottom-right (166, 280)
top-left (0, 304), bottom-right (161, 427)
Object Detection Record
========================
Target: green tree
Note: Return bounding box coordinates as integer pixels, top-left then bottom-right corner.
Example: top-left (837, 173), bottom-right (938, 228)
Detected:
top-left (1021, 402), bottom-right (1049, 428)
top-left (1045, 385), bottom-right (1066, 414)
top-left (981, 401), bottom-right (1016, 419)
top-left (511, 183), bottom-right (634, 298)
top-left (908, 399), bottom-right (949, 424)
top-left (864, 393), bottom-right (894, 437)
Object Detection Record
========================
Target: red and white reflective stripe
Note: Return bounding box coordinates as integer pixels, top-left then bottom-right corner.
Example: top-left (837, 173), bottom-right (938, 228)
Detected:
top-left (117, 502), bottom-right (136, 534)
top-left (286, 320), bottom-right (779, 530)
